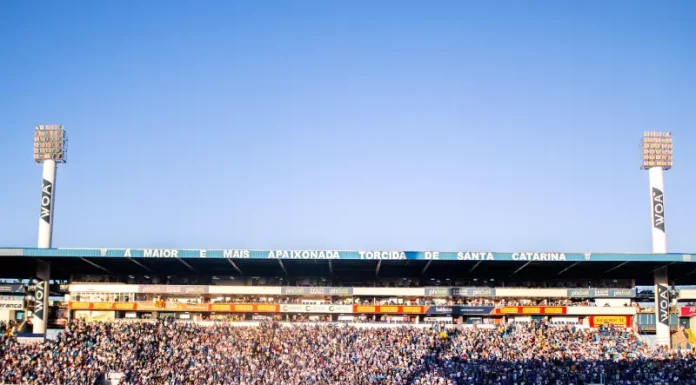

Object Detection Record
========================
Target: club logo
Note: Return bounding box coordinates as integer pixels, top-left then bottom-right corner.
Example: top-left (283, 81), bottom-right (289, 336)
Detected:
top-left (34, 282), bottom-right (46, 321)
top-left (657, 284), bottom-right (670, 326)
top-left (40, 179), bottom-right (53, 224)
top-left (652, 187), bottom-right (665, 232)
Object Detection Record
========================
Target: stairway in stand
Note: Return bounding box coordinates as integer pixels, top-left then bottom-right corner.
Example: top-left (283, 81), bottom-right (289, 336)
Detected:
top-left (671, 330), bottom-right (689, 349)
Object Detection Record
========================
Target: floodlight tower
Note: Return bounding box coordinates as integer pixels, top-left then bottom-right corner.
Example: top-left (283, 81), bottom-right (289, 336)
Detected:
top-left (32, 125), bottom-right (68, 336)
top-left (641, 132), bottom-right (672, 253)
top-left (641, 131), bottom-right (672, 348)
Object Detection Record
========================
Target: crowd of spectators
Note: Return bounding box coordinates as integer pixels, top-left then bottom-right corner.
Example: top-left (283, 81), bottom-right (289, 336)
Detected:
top-left (69, 275), bottom-right (635, 289)
top-left (2, 319), bottom-right (696, 385)
top-left (73, 294), bottom-right (607, 308)
top-left (409, 322), bottom-right (696, 384)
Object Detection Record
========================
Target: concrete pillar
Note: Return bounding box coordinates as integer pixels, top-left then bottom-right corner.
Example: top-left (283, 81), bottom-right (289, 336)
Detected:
top-left (32, 260), bottom-right (50, 336)
top-left (654, 267), bottom-right (671, 347)
top-left (648, 167), bottom-right (667, 253)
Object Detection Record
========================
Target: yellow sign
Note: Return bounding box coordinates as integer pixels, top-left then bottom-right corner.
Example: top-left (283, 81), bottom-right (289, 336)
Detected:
top-left (69, 302), bottom-right (91, 310)
top-left (592, 316), bottom-right (628, 327)
top-left (113, 303), bottom-right (135, 311)
top-left (92, 302), bottom-right (113, 310)
top-left (257, 305), bottom-right (278, 312)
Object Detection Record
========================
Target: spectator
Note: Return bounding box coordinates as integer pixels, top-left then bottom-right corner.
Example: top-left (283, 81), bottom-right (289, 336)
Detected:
top-left (2, 320), bottom-right (694, 385)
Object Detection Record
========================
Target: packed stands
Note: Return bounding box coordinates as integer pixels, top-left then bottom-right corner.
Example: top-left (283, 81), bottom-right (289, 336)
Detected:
top-left (70, 276), bottom-right (635, 289)
top-left (2, 319), bottom-right (695, 385)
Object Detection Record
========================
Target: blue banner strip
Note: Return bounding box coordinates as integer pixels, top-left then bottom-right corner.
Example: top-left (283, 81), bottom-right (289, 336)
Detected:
top-left (1, 248), bottom-right (693, 262)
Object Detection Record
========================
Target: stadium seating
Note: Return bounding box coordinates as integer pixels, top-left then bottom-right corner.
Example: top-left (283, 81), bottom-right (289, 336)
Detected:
top-left (1, 319), bottom-right (695, 385)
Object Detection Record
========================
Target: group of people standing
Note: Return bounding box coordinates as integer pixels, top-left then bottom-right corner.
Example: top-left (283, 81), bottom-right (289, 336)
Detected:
top-left (1, 320), bottom-right (695, 385)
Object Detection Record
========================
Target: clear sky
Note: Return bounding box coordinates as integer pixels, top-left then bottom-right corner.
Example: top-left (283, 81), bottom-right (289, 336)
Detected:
top-left (0, 1), bottom-right (694, 252)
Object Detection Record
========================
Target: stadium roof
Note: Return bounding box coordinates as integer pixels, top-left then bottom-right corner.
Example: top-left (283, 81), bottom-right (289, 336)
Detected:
top-left (1, 248), bottom-right (695, 285)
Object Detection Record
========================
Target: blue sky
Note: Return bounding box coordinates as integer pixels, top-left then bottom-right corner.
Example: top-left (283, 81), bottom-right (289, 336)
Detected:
top-left (0, 1), bottom-right (694, 252)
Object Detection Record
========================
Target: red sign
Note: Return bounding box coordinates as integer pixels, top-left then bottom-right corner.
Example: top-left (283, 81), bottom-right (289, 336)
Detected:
top-left (494, 306), bottom-right (567, 315)
top-left (589, 315), bottom-right (632, 327)
top-left (680, 306), bottom-right (696, 317)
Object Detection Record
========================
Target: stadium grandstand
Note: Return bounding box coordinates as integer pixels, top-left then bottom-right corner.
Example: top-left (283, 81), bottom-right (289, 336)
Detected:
top-left (3, 247), bottom-right (696, 384)
top-left (1, 128), bottom-right (695, 385)
top-left (0, 46), bottom-right (693, 385)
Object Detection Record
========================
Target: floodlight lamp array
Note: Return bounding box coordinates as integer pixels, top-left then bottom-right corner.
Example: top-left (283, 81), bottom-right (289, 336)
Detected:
top-left (34, 125), bottom-right (68, 163)
top-left (641, 132), bottom-right (672, 170)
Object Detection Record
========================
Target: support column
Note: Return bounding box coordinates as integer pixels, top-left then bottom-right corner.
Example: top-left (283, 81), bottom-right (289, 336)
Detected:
top-left (33, 260), bottom-right (50, 336)
top-left (648, 167), bottom-right (666, 253)
top-left (33, 160), bottom-right (57, 336)
top-left (654, 267), bottom-right (670, 348)
top-left (649, 167), bottom-right (669, 347)
top-left (38, 160), bottom-right (57, 248)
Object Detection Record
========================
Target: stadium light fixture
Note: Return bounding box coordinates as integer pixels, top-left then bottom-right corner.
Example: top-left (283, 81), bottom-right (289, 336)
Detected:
top-left (32, 124), bottom-right (68, 337)
top-left (34, 125), bottom-right (68, 163)
top-left (34, 124), bottom-right (68, 249)
top-left (640, 132), bottom-right (671, 255)
top-left (641, 131), bottom-right (672, 171)
top-left (641, 132), bottom-right (672, 348)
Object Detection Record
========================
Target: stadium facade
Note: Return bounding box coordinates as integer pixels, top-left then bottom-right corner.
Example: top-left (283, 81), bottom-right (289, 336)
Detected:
top-left (2, 127), bottom-right (692, 349)
top-left (2, 246), bottom-right (696, 350)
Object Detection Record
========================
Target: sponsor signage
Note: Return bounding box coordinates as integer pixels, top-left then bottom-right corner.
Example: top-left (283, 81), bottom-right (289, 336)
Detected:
top-left (494, 306), bottom-right (566, 315)
top-left (136, 302), bottom-right (208, 312)
top-left (181, 303), bottom-right (210, 312)
top-left (13, 248), bottom-right (695, 262)
top-left (40, 179), bottom-right (53, 224)
top-left (424, 306), bottom-right (495, 315)
top-left (423, 288), bottom-right (498, 297)
top-left (0, 284), bottom-right (24, 293)
top-left (127, 301), bottom-right (163, 312)
top-left (248, 304), bottom-right (278, 313)
top-left (680, 307), bottom-right (696, 317)
top-left (566, 288), bottom-right (636, 298)
top-left (92, 302), bottom-right (115, 310)
top-left (0, 301), bottom-right (23, 309)
top-left (207, 304), bottom-right (276, 312)
top-left (113, 303), bottom-right (137, 311)
top-left (352, 305), bottom-right (426, 314)
top-left (69, 302), bottom-right (275, 312)
top-left (656, 284), bottom-right (670, 326)
top-left (69, 302), bottom-right (91, 310)
top-left (652, 187), bottom-right (666, 232)
top-left (138, 285), bottom-right (208, 295)
top-left (280, 287), bottom-right (353, 296)
top-left (424, 287), bottom-right (451, 297)
top-left (210, 304), bottom-right (279, 313)
top-left (400, 306), bottom-right (424, 314)
top-left (66, 302), bottom-right (639, 317)
top-left (34, 281), bottom-right (46, 322)
top-left (426, 306), bottom-right (454, 314)
top-left (453, 288), bottom-right (497, 297)
top-left (589, 315), bottom-right (632, 327)
top-left (280, 304), bottom-right (353, 313)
